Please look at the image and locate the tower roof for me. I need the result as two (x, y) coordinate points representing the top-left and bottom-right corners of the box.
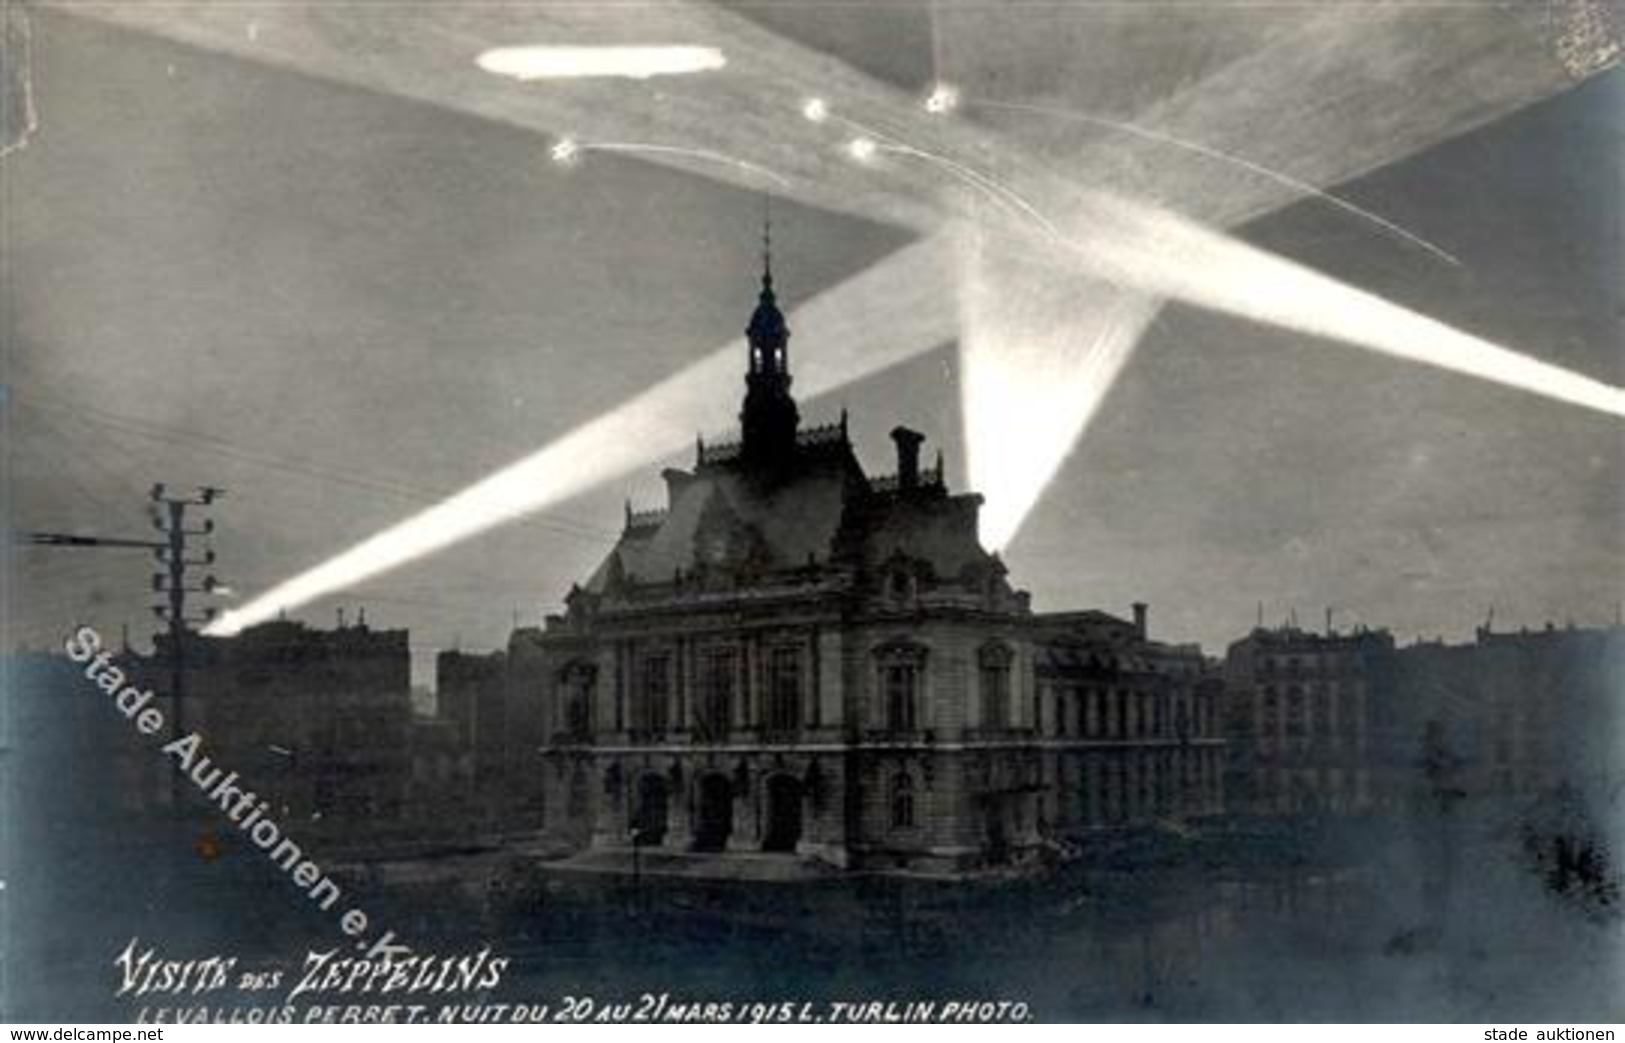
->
(746, 274), (788, 348)
(746, 209), (788, 349)
(740, 204), (798, 469)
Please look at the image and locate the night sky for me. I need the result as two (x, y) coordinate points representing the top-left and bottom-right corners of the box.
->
(6, 7), (1621, 686)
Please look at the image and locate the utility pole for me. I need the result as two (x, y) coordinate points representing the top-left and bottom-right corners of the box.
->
(20, 484), (224, 810)
(148, 484), (224, 743)
(22, 484), (224, 740)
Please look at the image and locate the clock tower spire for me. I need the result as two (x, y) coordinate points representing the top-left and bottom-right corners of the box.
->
(740, 203), (799, 468)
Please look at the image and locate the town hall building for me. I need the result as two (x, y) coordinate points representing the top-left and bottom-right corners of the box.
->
(495, 248), (1224, 873)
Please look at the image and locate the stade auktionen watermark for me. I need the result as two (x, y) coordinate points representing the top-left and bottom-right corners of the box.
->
(63, 625), (407, 961)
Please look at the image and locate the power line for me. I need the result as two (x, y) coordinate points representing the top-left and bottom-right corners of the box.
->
(27, 407), (157, 510)
(14, 484), (225, 808)
(12, 392), (620, 543)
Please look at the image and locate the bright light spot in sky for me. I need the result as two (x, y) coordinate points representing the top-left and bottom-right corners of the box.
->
(956, 227), (1158, 550)
(801, 97), (829, 123)
(847, 136), (878, 162)
(923, 82), (960, 116)
(476, 45), (726, 81)
(549, 137), (580, 165)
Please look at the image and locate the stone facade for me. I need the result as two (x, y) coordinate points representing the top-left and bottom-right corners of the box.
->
(517, 438), (1041, 872)
(486, 257), (1225, 873)
(1221, 626), (1393, 818)
(1382, 623), (1623, 814)
(1034, 610), (1226, 836)
(1222, 620), (1624, 825)
(130, 618), (415, 848)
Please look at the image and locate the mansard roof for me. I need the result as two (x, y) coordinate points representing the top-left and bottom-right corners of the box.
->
(581, 420), (996, 600)
(572, 249), (1006, 609)
(584, 435), (855, 594)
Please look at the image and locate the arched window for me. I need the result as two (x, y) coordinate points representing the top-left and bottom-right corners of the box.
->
(559, 662), (596, 742)
(891, 772), (915, 829)
(637, 655), (671, 736)
(884, 664), (917, 732)
(978, 642), (1014, 729)
(874, 640), (927, 734)
(567, 681), (591, 738)
(696, 648), (735, 741)
(766, 646), (802, 736)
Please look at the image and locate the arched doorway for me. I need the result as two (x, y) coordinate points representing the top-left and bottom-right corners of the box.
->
(762, 774), (803, 853)
(983, 801), (1010, 865)
(693, 774), (733, 852)
(633, 773), (669, 846)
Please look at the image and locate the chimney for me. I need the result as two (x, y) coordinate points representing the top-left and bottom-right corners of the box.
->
(662, 467), (695, 504)
(1132, 602), (1148, 638)
(891, 426), (925, 489)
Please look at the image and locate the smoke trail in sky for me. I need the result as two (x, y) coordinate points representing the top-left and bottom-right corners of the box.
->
(969, 97), (1462, 267)
(558, 139), (792, 187)
(874, 141), (1063, 244)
